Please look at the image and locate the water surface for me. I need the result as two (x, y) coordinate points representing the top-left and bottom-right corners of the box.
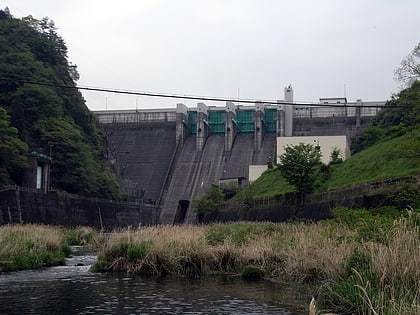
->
(0, 253), (305, 314)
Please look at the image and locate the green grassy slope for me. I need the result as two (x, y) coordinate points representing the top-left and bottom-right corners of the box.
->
(321, 127), (420, 190)
(248, 168), (295, 198)
(250, 128), (420, 197)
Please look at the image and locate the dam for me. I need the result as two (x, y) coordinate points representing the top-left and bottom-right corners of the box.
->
(94, 86), (383, 225)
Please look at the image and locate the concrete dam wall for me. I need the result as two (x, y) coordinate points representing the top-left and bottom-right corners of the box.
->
(102, 121), (177, 204)
(159, 133), (277, 224)
(95, 101), (375, 225)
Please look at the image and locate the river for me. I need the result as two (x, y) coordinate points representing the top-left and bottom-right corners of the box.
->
(0, 248), (306, 314)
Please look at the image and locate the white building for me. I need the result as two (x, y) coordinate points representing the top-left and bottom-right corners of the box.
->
(276, 135), (350, 165)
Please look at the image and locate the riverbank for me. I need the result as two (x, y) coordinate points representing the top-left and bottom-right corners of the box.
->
(93, 207), (419, 315)
(1, 206), (419, 314)
(0, 224), (96, 271)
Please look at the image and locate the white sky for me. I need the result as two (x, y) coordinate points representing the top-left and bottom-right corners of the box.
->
(3, 0), (420, 110)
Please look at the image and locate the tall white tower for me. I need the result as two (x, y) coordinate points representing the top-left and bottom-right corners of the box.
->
(284, 85), (294, 136)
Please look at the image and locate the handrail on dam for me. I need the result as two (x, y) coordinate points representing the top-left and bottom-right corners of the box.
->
(94, 110), (177, 124)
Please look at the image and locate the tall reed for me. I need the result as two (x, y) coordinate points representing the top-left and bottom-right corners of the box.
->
(319, 210), (420, 314)
(0, 224), (68, 271)
(93, 210), (419, 314)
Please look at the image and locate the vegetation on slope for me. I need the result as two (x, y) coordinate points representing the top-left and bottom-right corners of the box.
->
(351, 80), (420, 154)
(242, 168), (294, 199)
(248, 82), (420, 198)
(321, 128), (420, 190)
(0, 9), (118, 198)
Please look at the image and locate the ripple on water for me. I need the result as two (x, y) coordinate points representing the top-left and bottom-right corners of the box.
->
(0, 255), (301, 314)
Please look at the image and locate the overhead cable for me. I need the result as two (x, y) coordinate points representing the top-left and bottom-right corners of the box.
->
(0, 76), (404, 109)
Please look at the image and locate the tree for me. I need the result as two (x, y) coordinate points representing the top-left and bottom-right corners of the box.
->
(0, 11), (118, 198)
(192, 186), (224, 216)
(0, 107), (28, 185)
(277, 143), (322, 194)
(0, 7), (11, 19)
(329, 148), (343, 165)
(351, 81), (420, 154)
(394, 43), (420, 87)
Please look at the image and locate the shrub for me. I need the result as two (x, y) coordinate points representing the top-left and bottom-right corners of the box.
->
(127, 242), (149, 262)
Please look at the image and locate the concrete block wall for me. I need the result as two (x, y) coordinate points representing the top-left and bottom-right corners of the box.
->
(0, 189), (158, 229)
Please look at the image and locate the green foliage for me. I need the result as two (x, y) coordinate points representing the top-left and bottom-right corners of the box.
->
(278, 143), (322, 193)
(0, 226), (70, 271)
(238, 127), (419, 204)
(322, 128), (420, 190)
(394, 43), (420, 87)
(0, 11), (119, 198)
(227, 184), (256, 211)
(330, 206), (409, 244)
(387, 186), (420, 208)
(319, 246), (386, 314)
(351, 82), (420, 154)
(0, 107), (28, 185)
(205, 222), (279, 246)
(344, 248), (372, 276)
(126, 242), (150, 262)
(64, 227), (97, 246)
(246, 168), (295, 199)
(91, 259), (108, 272)
(192, 186), (224, 215)
(329, 148), (343, 165)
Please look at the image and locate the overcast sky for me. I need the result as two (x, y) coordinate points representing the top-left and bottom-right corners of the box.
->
(4, 0), (420, 110)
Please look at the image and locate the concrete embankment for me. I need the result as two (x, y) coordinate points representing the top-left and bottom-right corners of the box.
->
(0, 188), (158, 229)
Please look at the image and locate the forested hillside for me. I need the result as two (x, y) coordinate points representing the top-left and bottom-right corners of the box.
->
(351, 81), (420, 154)
(0, 9), (119, 198)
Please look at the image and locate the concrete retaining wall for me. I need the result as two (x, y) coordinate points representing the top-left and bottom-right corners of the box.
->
(0, 188), (158, 229)
(197, 193), (396, 223)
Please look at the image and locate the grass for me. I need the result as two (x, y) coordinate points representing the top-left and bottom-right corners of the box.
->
(319, 208), (420, 314)
(247, 128), (420, 198)
(239, 167), (295, 199)
(321, 128), (420, 190)
(93, 207), (419, 314)
(0, 224), (68, 271)
(1, 207), (418, 314)
(0, 225), (98, 271)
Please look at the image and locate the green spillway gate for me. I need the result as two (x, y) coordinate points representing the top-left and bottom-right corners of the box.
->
(264, 109), (277, 133)
(236, 109), (254, 133)
(187, 111), (197, 134)
(187, 108), (276, 135)
(207, 111), (225, 134)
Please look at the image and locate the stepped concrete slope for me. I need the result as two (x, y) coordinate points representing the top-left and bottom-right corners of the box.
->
(160, 135), (226, 224)
(102, 122), (176, 203)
